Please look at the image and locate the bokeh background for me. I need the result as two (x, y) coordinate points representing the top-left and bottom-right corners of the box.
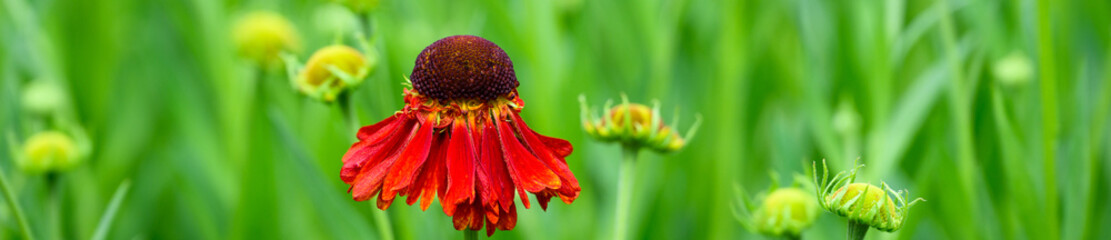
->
(2, 0), (1109, 239)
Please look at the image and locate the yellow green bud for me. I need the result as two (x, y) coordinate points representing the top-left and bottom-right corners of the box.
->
(20, 131), (79, 173)
(813, 160), (924, 233)
(579, 94), (700, 153)
(232, 11), (300, 67)
(992, 51), (1033, 86)
(295, 45), (370, 102)
(753, 188), (818, 237)
(22, 81), (66, 115)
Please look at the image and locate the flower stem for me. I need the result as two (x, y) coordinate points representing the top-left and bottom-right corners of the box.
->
(847, 220), (869, 240)
(614, 144), (639, 240)
(464, 229), (478, 240)
(337, 93), (394, 240)
(0, 168), (34, 240)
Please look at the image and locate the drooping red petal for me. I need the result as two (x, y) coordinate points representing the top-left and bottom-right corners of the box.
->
(511, 112), (581, 204)
(484, 202), (517, 236)
(356, 115), (399, 140)
(380, 118), (436, 205)
(530, 129), (573, 158)
(496, 116), (561, 194)
(496, 203), (517, 231)
(342, 115), (405, 183)
(452, 191), (485, 231)
(442, 120), (477, 215)
(535, 190), (556, 211)
(349, 118), (419, 201)
(406, 133), (449, 211)
(478, 120), (515, 213)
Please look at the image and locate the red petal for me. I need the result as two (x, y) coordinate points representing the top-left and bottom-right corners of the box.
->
(496, 203), (517, 231)
(478, 121), (515, 213)
(532, 129), (573, 158)
(511, 113), (581, 203)
(342, 115), (405, 183)
(349, 118), (419, 202)
(517, 187), (531, 209)
(452, 198), (485, 231)
(536, 190), (555, 211)
(380, 119), (436, 202)
(496, 117), (561, 193)
(443, 120), (477, 215)
(406, 133), (449, 211)
(356, 115), (399, 140)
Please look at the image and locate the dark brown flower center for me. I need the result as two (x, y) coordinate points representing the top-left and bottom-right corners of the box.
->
(410, 35), (519, 101)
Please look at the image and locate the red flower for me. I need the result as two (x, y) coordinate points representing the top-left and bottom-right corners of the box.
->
(340, 35), (581, 236)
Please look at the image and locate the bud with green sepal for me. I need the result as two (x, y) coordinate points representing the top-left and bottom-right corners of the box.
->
(734, 172), (819, 239)
(578, 93), (700, 153)
(812, 159), (924, 240)
(282, 32), (378, 103)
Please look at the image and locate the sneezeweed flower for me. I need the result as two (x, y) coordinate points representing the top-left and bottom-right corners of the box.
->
(578, 95), (701, 153)
(232, 11), (300, 67)
(813, 160), (924, 240)
(733, 174), (819, 239)
(340, 35), (581, 237)
(15, 131), (79, 174)
(286, 44), (374, 102)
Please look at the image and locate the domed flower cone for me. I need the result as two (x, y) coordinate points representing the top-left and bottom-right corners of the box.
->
(340, 35), (581, 237)
(812, 160), (925, 240)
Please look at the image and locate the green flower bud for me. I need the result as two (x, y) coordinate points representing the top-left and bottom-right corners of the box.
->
(992, 51), (1032, 86)
(19, 131), (79, 173)
(754, 188), (818, 237)
(232, 11), (300, 67)
(579, 94), (700, 153)
(733, 173), (819, 239)
(22, 80), (66, 115)
(293, 45), (372, 102)
(813, 160), (924, 233)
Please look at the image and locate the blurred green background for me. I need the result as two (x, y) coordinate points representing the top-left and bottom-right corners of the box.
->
(2, 0), (1109, 239)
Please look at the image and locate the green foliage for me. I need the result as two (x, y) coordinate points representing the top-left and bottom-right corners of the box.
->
(1, 0), (1108, 239)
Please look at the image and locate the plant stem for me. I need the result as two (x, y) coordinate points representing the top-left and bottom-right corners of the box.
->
(48, 174), (61, 240)
(784, 233), (802, 240)
(0, 168), (33, 240)
(1035, 0), (1059, 238)
(464, 229), (478, 240)
(614, 144), (639, 240)
(847, 220), (869, 240)
(338, 92), (360, 132)
(338, 93), (393, 240)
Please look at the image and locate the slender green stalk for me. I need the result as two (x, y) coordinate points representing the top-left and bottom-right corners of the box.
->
(614, 144), (638, 240)
(0, 168), (33, 240)
(847, 220), (869, 240)
(783, 233), (802, 240)
(1035, 0), (1059, 238)
(464, 229), (478, 240)
(92, 180), (131, 240)
(48, 174), (61, 240)
(338, 94), (393, 240)
(937, 0), (980, 238)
